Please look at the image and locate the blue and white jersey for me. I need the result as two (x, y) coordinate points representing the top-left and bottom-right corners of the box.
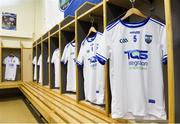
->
(3, 56), (20, 81)
(37, 54), (42, 84)
(32, 56), (37, 80)
(77, 32), (105, 105)
(51, 49), (60, 88)
(96, 18), (167, 119)
(61, 41), (76, 92)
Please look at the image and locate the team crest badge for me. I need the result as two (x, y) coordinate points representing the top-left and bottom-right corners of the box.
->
(59, 0), (73, 11)
(145, 35), (152, 44)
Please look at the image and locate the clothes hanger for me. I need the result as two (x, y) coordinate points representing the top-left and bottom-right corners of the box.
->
(71, 37), (75, 43)
(86, 17), (97, 38)
(9, 52), (14, 57)
(121, 0), (147, 20)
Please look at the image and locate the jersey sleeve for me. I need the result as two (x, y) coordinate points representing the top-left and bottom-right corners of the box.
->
(37, 55), (41, 66)
(47, 57), (50, 63)
(77, 42), (85, 66)
(3, 57), (8, 65)
(160, 26), (167, 64)
(61, 44), (69, 64)
(16, 57), (20, 65)
(51, 50), (56, 64)
(96, 31), (110, 65)
(32, 56), (36, 64)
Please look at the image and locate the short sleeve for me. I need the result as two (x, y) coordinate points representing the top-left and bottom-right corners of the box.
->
(77, 41), (85, 66)
(160, 26), (167, 64)
(32, 56), (36, 64)
(47, 57), (50, 63)
(51, 50), (56, 63)
(37, 55), (41, 66)
(61, 44), (69, 64)
(16, 57), (20, 65)
(96, 31), (110, 65)
(3, 57), (8, 64)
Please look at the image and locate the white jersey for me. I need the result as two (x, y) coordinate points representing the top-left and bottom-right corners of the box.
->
(32, 56), (37, 80)
(77, 32), (105, 104)
(37, 54), (42, 84)
(3, 56), (20, 81)
(51, 48), (60, 88)
(96, 18), (167, 119)
(61, 42), (76, 92)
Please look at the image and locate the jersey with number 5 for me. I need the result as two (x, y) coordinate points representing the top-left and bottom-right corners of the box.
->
(96, 18), (167, 119)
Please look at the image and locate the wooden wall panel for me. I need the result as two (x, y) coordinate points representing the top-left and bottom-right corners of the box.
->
(22, 49), (32, 82)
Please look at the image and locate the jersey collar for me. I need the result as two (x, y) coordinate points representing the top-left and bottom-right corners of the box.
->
(86, 32), (97, 42)
(119, 17), (150, 28)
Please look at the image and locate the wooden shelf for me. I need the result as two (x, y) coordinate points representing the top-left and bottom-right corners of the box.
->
(50, 25), (59, 35)
(76, 2), (96, 17)
(61, 20), (75, 32)
(37, 38), (41, 44)
(107, 0), (151, 9)
(42, 38), (48, 43)
(61, 16), (75, 28)
(50, 31), (59, 38)
(42, 32), (48, 40)
(77, 2), (103, 21)
(33, 41), (36, 47)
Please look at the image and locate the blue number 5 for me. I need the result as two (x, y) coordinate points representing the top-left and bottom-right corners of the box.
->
(133, 35), (137, 42)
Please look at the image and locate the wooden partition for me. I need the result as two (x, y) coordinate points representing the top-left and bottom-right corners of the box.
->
(0, 43), (1, 83)
(37, 43), (41, 84)
(32, 42), (37, 82)
(60, 16), (76, 100)
(42, 40), (49, 86)
(49, 32), (60, 89)
(76, 2), (106, 114)
(1, 48), (22, 82)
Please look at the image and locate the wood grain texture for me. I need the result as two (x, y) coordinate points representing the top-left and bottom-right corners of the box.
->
(164, 0), (175, 123)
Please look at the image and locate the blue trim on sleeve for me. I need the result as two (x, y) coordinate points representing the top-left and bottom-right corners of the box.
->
(96, 53), (108, 61)
(61, 60), (66, 65)
(150, 18), (165, 27)
(163, 54), (167, 58)
(106, 20), (119, 31)
(97, 32), (103, 35)
(96, 55), (106, 65)
(162, 57), (167, 65)
(77, 61), (83, 66)
(106, 20), (120, 31)
(77, 61), (83, 68)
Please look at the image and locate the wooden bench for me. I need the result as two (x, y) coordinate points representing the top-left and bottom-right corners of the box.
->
(0, 82), (168, 123)
(20, 82), (129, 123)
(0, 82), (21, 89)
(0, 82), (129, 123)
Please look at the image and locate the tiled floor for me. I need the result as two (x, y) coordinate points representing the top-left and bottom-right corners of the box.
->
(0, 97), (37, 123)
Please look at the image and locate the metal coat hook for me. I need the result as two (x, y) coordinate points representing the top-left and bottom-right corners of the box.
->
(130, 0), (135, 8)
(89, 14), (94, 26)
